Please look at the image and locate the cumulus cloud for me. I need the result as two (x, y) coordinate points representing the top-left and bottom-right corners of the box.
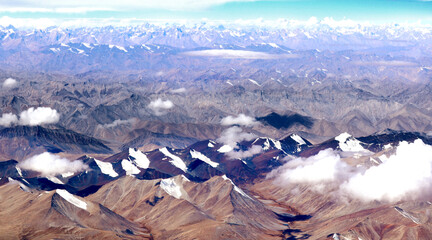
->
(270, 149), (350, 184)
(18, 152), (88, 176)
(226, 145), (263, 159)
(2, 78), (18, 88)
(217, 126), (256, 148)
(0, 113), (19, 127)
(148, 98), (174, 116)
(217, 126), (262, 159)
(99, 118), (136, 128)
(269, 139), (432, 202)
(183, 49), (298, 60)
(0, 107), (60, 127)
(221, 114), (258, 127)
(19, 107), (60, 126)
(342, 139), (432, 202)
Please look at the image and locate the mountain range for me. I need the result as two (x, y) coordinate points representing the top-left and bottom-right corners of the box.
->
(1, 130), (432, 239)
(1, 21), (432, 239)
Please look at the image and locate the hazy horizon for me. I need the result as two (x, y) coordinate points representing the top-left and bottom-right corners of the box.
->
(0, 0), (431, 28)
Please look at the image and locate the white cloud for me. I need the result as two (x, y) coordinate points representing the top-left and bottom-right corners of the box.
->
(18, 152), (88, 176)
(342, 139), (432, 202)
(99, 118), (135, 128)
(170, 88), (187, 93)
(0, 113), (18, 127)
(221, 114), (257, 127)
(217, 126), (263, 159)
(217, 126), (256, 148)
(19, 107), (60, 126)
(183, 49), (297, 60)
(2, 78), (18, 88)
(226, 145), (263, 159)
(0, 0), (256, 12)
(269, 139), (432, 202)
(0, 107), (59, 127)
(269, 149), (350, 184)
(148, 98), (174, 116)
(218, 115), (262, 159)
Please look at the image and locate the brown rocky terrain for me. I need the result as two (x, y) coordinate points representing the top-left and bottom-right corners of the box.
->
(1, 23), (432, 240)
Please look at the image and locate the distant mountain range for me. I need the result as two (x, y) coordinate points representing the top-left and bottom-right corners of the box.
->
(0, 23), (431, 146)
(1, 22), (431, 49)
(1, 22), (432, 239)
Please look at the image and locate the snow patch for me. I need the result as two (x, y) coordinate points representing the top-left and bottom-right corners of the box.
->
(62, 172), (74, 178)
(268, 43), (279, 48)
(291, 134), (306, 145)
(263, 138), (271, 150)
(394, 207), (420, 224)
(50, 47), (60, 53)
(121, 159), (140, 175)
(160, 147), (187, 172)
(218, 145), (233, 153)
(182, 175), (190, 182)
(56, 189), (87, 210)
(129, 148), (150, 169)
(335, 132), (368, 153)
(47, 176), (63, 184)
(16, 167), (23, 177)
(109, 44), (127, 52)
(270, 139), (282, 150)
(248, 78), (261, 86)
(95, 159), (118, 177)
(190, 149), (219, 168)
(82, 43), (92, 48)
(222, 175), (252, 199)
(160, 178), (183, 199)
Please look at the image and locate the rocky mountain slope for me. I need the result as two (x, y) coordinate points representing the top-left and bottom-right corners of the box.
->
(1, 130), (432, 239)
(0, 23), (431, 148)
(1, 21), (432, 239)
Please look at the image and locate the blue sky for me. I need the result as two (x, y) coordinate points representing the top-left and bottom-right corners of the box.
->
(0, 0), (431, 24)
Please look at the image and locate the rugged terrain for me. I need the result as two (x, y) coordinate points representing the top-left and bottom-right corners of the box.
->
(0, 23), (432, 155)
(1, 22), (432, 239)
(2, 130), (432, 239)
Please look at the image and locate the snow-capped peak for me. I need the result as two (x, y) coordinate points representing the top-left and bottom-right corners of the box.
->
(190, 149), (219, 168)
(129, 148), (150, 169)
(121, 159), (140, 176)
(160, 147), (187, 172)
(222, 175), (252, 200)
(290, 134), (306, 145)
(56, 189), (88, 210)
(95, 159), (118, 177)
(335, 132), (369, 153)
(160, 178), (183, 199)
